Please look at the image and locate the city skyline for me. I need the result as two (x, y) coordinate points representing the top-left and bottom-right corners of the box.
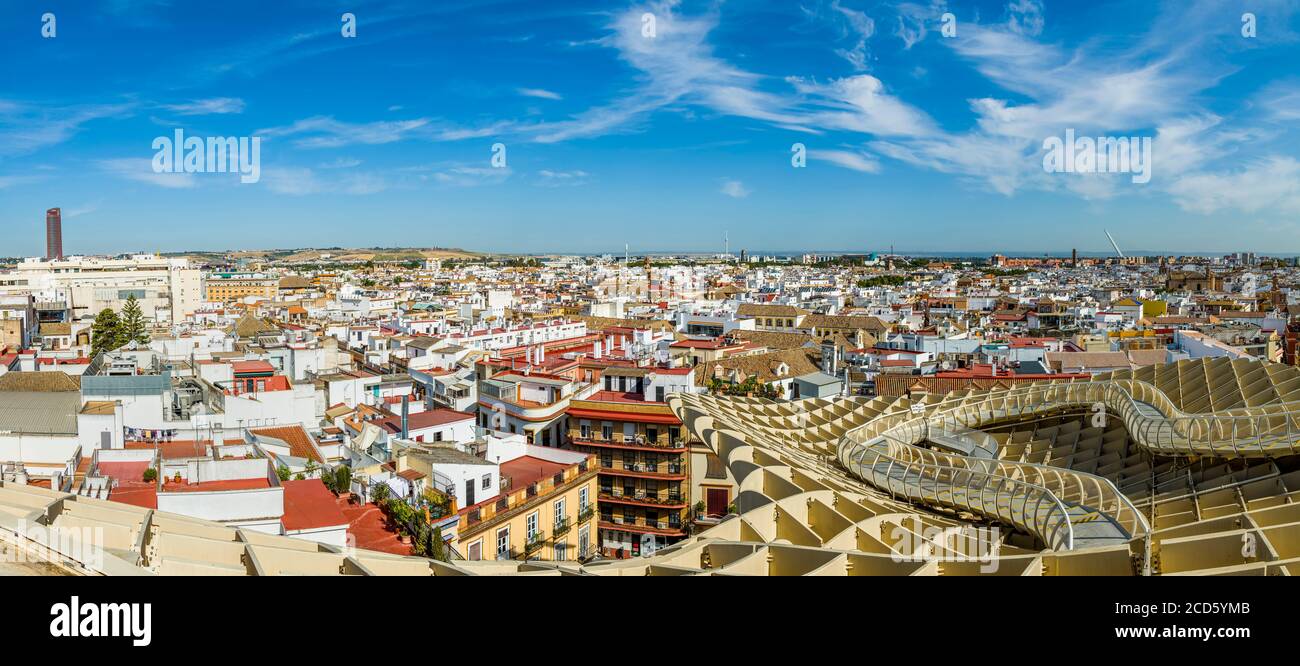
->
(2, 0), (1300, 256)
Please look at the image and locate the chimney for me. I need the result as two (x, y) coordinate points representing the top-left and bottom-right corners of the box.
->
(401, 395), (410, 439)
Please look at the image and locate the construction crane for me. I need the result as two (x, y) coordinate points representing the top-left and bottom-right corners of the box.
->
(1104, 229), (1125, 258)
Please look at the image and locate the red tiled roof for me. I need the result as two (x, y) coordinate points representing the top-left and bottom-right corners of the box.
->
(249, 425), (322, 463)
(232, 360), (275, 375)
(376, 408), (474, 433)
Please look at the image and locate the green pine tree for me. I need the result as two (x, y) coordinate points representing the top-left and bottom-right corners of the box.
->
(89, 308), (124, 358)
(120, 294), (150, 346)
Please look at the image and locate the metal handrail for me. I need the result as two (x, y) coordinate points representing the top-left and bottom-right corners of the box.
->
(835, 386), (1157, 544)
(848, 430), (1075, 551)
(900, 377), (1300, 459)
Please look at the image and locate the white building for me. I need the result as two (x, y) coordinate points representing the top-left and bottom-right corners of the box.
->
(0, 254), (203, 325)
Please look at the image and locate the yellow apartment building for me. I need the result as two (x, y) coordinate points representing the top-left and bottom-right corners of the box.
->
(206, 273), (279, 302)
(453, 448), (599, 562)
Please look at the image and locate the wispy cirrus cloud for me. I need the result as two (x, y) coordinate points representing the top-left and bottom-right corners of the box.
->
(810, 148), (880, 173)
(432, 165), (512, 187)
(160, 97), (246, 115)
(262, 166), (391, 196)
(257, 115), (516, 148)
(536, 169), (590, 186)
(98, 157), (196, 189)
(0, 100), (136, 157)
(518, 88), (563, 100)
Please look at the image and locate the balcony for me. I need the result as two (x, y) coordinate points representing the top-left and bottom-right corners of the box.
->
(597, 490), (689, 509)
(599, 515), (687, 536)
(554, 516), (572, 537)
(524, 531), (547, 554)
(455, 452), (599, 539)
(569, 432), (689, 452)
(597, 459), (688, 480)
(578, 504), (595, 523)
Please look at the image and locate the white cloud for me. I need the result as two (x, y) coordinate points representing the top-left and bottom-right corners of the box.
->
(830, 0), (875, 71)
(1168, 157), (1300, 215)
(161, 98), (246, 115)
(810, 149), (880, 172)
(720, 179), (750, 198)
(0, 101), (135, 156)
(432, 166), (512, 187)
(537, 169), (590, 186)
(793, 75), (937, 137)
(893, 1), (945, 49)
(263, 166), (390, 195)
(1005, 0), (1045, 37)
(319, 157), (362, 169)
(257, 115), (515, 148)
(518, 88), (563, 100)
(257, 116), (434, 148)
(98, 158), (196, 189)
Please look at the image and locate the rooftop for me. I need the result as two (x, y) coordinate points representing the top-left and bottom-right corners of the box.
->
(281, 479), (350, 531)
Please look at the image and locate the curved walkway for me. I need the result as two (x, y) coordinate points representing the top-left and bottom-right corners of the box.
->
(834, 376), (1300, 551)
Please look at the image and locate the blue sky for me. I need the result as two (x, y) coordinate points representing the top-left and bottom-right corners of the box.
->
(1, 0), (1299, 256)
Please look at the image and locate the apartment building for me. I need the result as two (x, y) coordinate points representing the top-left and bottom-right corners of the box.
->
(476, 368), (595, 446)
(736, 303), (808, 332)
(453, 437), (599, 561)
(447, 318), (587, 352)
(0, 254), (202, 324)
(205, 272), (279, 302)
(566, 366), (694, 557)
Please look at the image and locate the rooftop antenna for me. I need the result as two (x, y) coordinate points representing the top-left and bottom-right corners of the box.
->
(724, 231), (729, 260)
(1104, 229), (1126, 259)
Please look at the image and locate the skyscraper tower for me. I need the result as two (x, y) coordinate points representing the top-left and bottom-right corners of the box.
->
(45, 207), (63, 260)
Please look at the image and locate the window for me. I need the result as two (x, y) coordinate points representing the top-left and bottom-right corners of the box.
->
(579, 525), (590, 557)
(579, 486), (589, 511)
(656, 386), (665, 402)
(580, 421), (591, 439)
(554, 498), (566, 525)
(481, 473), (491, 490)
(601, 423), (613, 440)
(467, 540), (482, 561)
(554, 542), (567, 561)
(496, 527), (510, 557)
(526, 512), (539, 540)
